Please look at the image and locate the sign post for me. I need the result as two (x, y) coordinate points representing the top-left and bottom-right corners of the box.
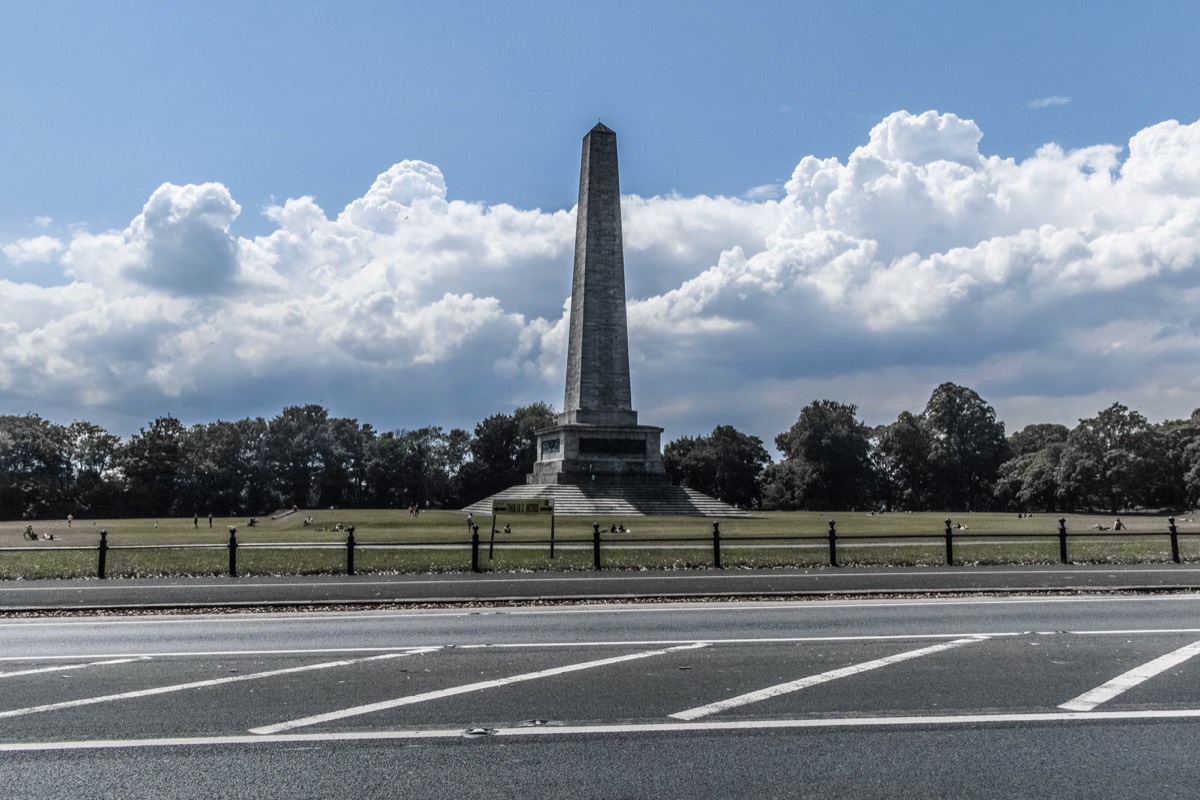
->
(490, 498), (556, 560)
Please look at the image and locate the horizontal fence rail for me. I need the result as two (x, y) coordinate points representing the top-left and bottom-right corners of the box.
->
(2, 518), (1197, 579)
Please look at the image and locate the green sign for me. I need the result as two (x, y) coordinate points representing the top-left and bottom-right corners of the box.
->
(492, 498), (555, 515)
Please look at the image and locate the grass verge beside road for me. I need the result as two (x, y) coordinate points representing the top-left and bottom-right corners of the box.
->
(1, 509), (1197, 580)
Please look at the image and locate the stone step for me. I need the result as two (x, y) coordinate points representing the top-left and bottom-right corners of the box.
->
(461, 485), (750, 518)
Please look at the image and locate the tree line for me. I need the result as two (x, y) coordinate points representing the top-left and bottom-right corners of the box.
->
(0, 402), (556, 520)
(3, 382), (1199, 519)
(668, 382), (1200, 513)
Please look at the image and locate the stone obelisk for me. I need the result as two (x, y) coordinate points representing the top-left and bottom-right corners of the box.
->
(529, 123), (667, 486)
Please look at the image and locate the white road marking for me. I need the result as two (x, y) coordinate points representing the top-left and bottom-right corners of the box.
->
(8, 707), (1200, 752)
(0, 657), (147, 678)
(0, 647), (442, 662)
(1059, 639), (1200, 711)
(671, 637), (983, 721)
(3, 592), (1199, 629)
(249, 642), (710, 735)
(5, 627), (1199, 663)
(0, 648), (439, 720)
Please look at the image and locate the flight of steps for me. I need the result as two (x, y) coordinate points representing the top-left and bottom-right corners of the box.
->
(461, 485), (750, 518)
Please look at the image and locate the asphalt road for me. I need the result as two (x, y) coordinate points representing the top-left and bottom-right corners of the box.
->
(1, 563), (1200, 611)
(3, 595), (1200, 798)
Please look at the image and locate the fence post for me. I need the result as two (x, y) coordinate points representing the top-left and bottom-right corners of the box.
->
(228, 526), (238, 577)
(1169, 516), (1181, 564)
(712, 521), (722, 569)
(828, 519), (838, 567)
(944, 518), (954, 566)
(471, 526), (480, 572)
(98, 529), (108, 580)
(1058, 517), (1068, 564)
(346, 526), (356, 576)
(593, 522), (602, 570)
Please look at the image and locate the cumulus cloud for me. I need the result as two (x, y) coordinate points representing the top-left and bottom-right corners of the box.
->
(4, 110), (1200, 444)
(3, 235), (64, 264)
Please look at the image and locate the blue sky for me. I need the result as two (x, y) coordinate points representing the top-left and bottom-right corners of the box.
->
(4, 0), (1200, 445)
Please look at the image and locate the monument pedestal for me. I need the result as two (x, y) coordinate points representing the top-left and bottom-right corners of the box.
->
(529, 421), (667, 487)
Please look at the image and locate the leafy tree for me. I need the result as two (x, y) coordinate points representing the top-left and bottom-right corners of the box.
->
(994, 443), (1065, 511)
(365, 426), (471, 509)
(922, 383), (1008, 511)
(318, 417), (371, 508)
(64, 421), (121, 516)
(665, 425), (770, 509)
(0, 414), (71, 519)
(1056, 403), (1164, 513)
(872, 411), (933, 510)
(993, 423), (1071, 511)
(264, 405), (330, 508)
(1007, 424), (1070, 458)
(118, 416), (186, 516)
(177, 418), (270, 516)
(513, 402), (557, 473)
(762, 400), (872, 510)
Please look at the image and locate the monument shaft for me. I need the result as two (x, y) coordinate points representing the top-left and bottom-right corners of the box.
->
(529, 122), (666, 486)
(563, 123), (633, 424)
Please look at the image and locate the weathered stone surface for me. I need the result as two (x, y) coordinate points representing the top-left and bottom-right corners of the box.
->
(465, 123), (739, 515)
(562, 122), (635, 426)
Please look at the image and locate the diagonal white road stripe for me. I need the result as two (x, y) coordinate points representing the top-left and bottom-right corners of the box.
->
(0, 648), (439, 720)
(249, 642), (710, 735)
(1059, 639), (1200, 711)
(670, 637), (984, 721)
(0, 657), (148, 678)
(10, 707), (1200, 752)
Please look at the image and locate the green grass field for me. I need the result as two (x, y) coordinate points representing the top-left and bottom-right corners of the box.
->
(1, 508), (1197, 580)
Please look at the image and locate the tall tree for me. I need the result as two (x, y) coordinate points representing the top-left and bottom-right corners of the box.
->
(872, 411), (933, 510)
(65, 420), (121, 517)
(665, 425), (770, 509)
(922, 383), (1009, 511)
(1056, 403), (1164, 513)
(762, 400), (873, 510)
(0, 414), (71, 519)
(265, 405), (330, 508)
(118, 416), (186, 516)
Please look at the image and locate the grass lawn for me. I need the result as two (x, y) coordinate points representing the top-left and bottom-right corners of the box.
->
(1, 508), (1197, 580)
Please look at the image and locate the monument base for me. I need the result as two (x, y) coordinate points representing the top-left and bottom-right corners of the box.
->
(528, 422), (669, 487)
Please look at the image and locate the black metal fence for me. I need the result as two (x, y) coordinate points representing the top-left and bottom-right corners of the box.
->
(2, 517), (1197, 579)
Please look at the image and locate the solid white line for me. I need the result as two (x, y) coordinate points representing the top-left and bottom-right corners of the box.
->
(8, 627), (1200, 664)
(249, 642), (709, 735)
(0, 657), (146, 678)
(0, 648), (438, 720)
(8, 707), (1200, 752)
(671, 637), (983, 721)
(1059, 639), (1200, 711)
(0, 647), (440, 662)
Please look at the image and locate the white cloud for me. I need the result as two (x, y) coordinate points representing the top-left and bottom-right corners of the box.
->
(3, 235), (64, 264)
(5, 110), (1200, 445)
(1030, 96), (1072, 109)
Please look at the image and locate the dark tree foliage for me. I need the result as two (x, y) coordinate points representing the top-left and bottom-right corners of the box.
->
(0, 414), (71, 519)
(664, 425), (771, 509)
(762, 401), (872, 511)
(1055, 403), (1165, 513)
(457, 403), (556, 505)
(873, 411), (934, 510)
(9, 392), (1200, 521)
(922, 383), (1009, 511)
